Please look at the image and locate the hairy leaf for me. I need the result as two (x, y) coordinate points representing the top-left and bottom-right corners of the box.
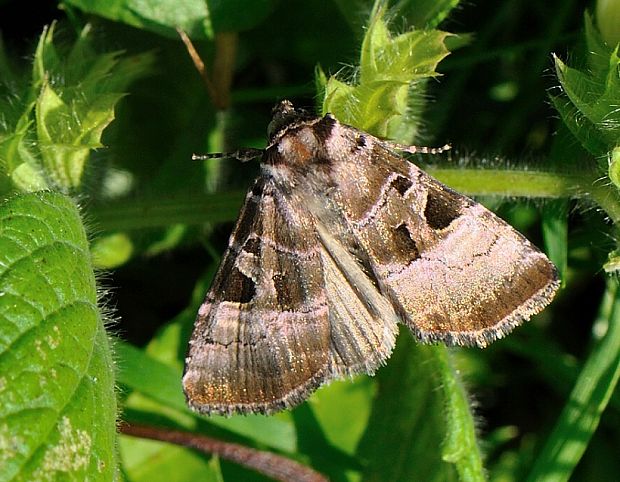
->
(0, 191), (116, 481)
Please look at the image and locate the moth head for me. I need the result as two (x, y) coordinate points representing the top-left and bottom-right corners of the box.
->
(267, 100), (317, 143)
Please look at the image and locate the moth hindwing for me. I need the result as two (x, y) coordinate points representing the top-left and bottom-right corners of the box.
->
(183, 100), (559, 415)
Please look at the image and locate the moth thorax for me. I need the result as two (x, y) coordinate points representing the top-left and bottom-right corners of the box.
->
(276, 127), (320, 166)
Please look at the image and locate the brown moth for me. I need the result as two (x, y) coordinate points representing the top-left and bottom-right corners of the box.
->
(183, 100), (559, 415)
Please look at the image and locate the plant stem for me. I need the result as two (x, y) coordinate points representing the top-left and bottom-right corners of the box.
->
(120, 422), (328, 482)
(89, 190), (245, 232)
(88, 166), (620, 232)
(425, 167), (583, 198)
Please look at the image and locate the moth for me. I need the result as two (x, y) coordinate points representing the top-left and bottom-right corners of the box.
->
(183, 100), (559, 415)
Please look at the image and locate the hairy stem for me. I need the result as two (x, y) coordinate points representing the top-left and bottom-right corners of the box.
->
(89, 166), (620, 231)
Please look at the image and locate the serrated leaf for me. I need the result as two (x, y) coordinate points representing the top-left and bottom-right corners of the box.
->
(35, 82), (93, 188)
(585, 12), (611, 76)
(554, 55), (604, 114)
(32, 24), (61, 88)
(549, 94), (610, 156)
(0, 191), (116, 481)
(322, 4), (451, 142)
(0, 24), (153, 193)
(552, 36), (620, 157)
(63, 0), (278, 39)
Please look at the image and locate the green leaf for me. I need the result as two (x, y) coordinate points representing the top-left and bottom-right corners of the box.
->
(90, 233), (134, 269)
(584, 12), (611, 76)
(63, 0), (278, 39)
(552, 28), (620, 158)
(527, 280), (620, 482)
(120, 435), (222, 482)
(333, 0), (461, 34)
(321, 2), (451, 143)
(309, 377), (374, 455)
(549, 93), (609, 157)
(35, 82), (103, 189)
(0, 39), (43, 193)
(357, 331), (483, 482)
(116, 339), (297, 454)
(390, 0), (462, 29)
(0, 191), (116, 481)
(542, 199), (568, 285)
(0, 23), (154, 193)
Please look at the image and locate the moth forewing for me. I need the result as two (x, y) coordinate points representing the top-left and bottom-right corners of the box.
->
(183, 100), (559, 415)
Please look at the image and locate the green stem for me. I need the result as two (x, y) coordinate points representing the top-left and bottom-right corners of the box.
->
(425, 167), (583, 198)
(89, 190), (245, 232)
(88, 166), (620, 232)
(433, 346), (485, 481)
(428, 166), (620, 225)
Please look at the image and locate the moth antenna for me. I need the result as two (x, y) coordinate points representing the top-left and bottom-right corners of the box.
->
(391, 142), (452, 155)
(192, 148), (264, 163)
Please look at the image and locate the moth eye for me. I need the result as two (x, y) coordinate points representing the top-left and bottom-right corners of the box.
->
(223, 267), (256, 304)
(393, 223), (420, 261)
(424, 187), (463, 230)
(355, 135), (367, 148)
(390, 176), (413, 196)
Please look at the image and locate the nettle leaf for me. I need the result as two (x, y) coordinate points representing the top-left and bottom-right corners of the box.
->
(0, 191), (116, 481)
(0, 23), (153, 193)
(0, 40), (43, 193)
(35, 82), (123, 189)
(584, 12), (611, 77)
(63, 0), (278, 39)
(552, 19), (620, 159)
(549, 93), (610, 157)
(321, 2), (451, 143)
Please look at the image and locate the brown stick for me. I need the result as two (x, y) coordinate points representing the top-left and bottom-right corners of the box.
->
(120, 421), (329, 482)
(177, 29), (237, 110)
(212, 32), (238, 109)
(177, 28), (218, 105)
